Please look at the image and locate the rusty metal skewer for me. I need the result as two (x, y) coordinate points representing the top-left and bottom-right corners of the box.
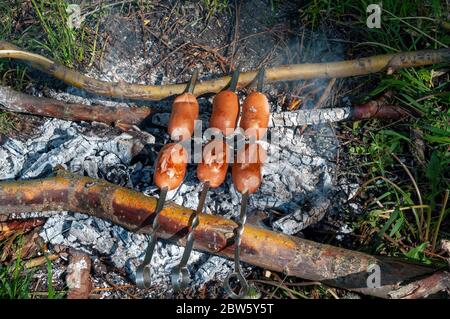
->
(138, 69), (198, 289)
(229, 68), (240, 92)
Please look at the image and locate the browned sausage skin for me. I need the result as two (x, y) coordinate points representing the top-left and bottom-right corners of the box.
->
(153, 143), (188, 190)
(209, 90), (239, 136)
(239, 91), (270, 140)
(232, 143), (266, 194)
(168, 92), (199, 141)
(197, 140), (230, 188)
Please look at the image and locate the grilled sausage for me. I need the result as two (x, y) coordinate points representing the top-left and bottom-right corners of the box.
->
(232, 143), (266, 194)
(209, 90), (239, 136)
(168, 93), (199, 141)
(154, 143), (188, 190)
(197, 140), (230, 188)
(239, 91), (270, 140)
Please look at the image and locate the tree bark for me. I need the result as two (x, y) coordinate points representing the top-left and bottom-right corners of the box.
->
(1, 85), (408, 127)
(0, 86), (151, 126)
(0, 171), (446, 298)
(1, 41), (449, 101)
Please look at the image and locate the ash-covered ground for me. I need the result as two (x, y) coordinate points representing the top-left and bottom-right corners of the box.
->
(0, 1), (360, 298)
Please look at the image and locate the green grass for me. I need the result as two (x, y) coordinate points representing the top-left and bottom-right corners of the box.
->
(202, 0), (230, 21)
(0, 111), (17, 134)
(299, 0), (450, 262)
(0, 236), (64, 299)
(0, 237), (32, 299)
(29, 0), (87, 67)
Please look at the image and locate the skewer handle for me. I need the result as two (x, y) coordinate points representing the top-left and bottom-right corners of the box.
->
(224, 191), (260, 299)
(136, 187), (168, 288)
(170, 182), (210, 291)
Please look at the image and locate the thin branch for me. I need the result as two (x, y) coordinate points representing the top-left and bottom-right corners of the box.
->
(1, 41), (449, 100)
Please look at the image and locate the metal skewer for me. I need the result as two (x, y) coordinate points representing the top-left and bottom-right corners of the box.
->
(229, 68), (240, 92)
(224, 68), (265, 299)
(185, 69), (199, 94)
(224, 190), (255, 299)
(256, 68), (265, 93)
(136, 186), (168, 288)
(136, 69), (199, 289)
(170, 181), (210, 291)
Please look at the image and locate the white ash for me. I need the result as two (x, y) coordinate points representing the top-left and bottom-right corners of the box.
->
(0, 119), (148, 180)
(0, 9), (356, 296)
(0, 109), (341, 295)
(335, 224), (353, 241)
(269, 107), (353, 127)
(66, 259), (89, 290)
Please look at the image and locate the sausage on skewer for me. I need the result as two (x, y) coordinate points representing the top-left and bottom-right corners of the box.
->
(168, 70), (199, 141)
(136, 142), (188, 288)
(209, 69), (240, 137)
(170, 139), (230, 290)
(225, 143), (266, 299)
(239, 69), (270, 140)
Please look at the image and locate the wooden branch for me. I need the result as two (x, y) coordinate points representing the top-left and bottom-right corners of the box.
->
(351, 91), (410, 120)
(1, 41), (449, 100)
(66, 250), (93, 299)
(387, 271), (449, 299)
(1, 85), (408, 127)
(0, 86), (151, 126)
(24, 254), (60, 269)
(0, 218), (45, 241)
(0, 171), (446, 298)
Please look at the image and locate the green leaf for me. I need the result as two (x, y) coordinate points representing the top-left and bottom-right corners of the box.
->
(404, 242), (431, 263)
(389, 215), (404, 237)
(426, 151), (443, 193)
(378, 208), (400, 239)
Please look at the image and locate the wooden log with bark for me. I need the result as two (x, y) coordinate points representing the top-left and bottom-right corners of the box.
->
(0, 218), (45, 241)
(0, 170), (448, 298)
(1, 41), (449, 100)
(0, 85), (409, 127)
(0, 86), (151, 126)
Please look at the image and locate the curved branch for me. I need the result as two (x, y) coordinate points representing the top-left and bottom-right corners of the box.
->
(0, 171), (443, 298)
(1, 41), (449, 101)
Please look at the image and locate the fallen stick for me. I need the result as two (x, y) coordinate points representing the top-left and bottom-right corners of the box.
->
(0, 171), (447, 298)
(1, 41), (449, 100)
(0, 85), (409, 127)
(23, 254), (60, 269)
(0, 218), (45, 241)
(66, 250), (93, 299)
(0, 86), (152, 126)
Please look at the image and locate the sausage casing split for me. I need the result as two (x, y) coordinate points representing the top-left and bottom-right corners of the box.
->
(232, 143), (266, 194)
(168, 93), (199, 141)
(209, 90), (239, 136)
(239, 92), (270, 140)
(197, 140), (230, 188)
(154, 143), (188, 190)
